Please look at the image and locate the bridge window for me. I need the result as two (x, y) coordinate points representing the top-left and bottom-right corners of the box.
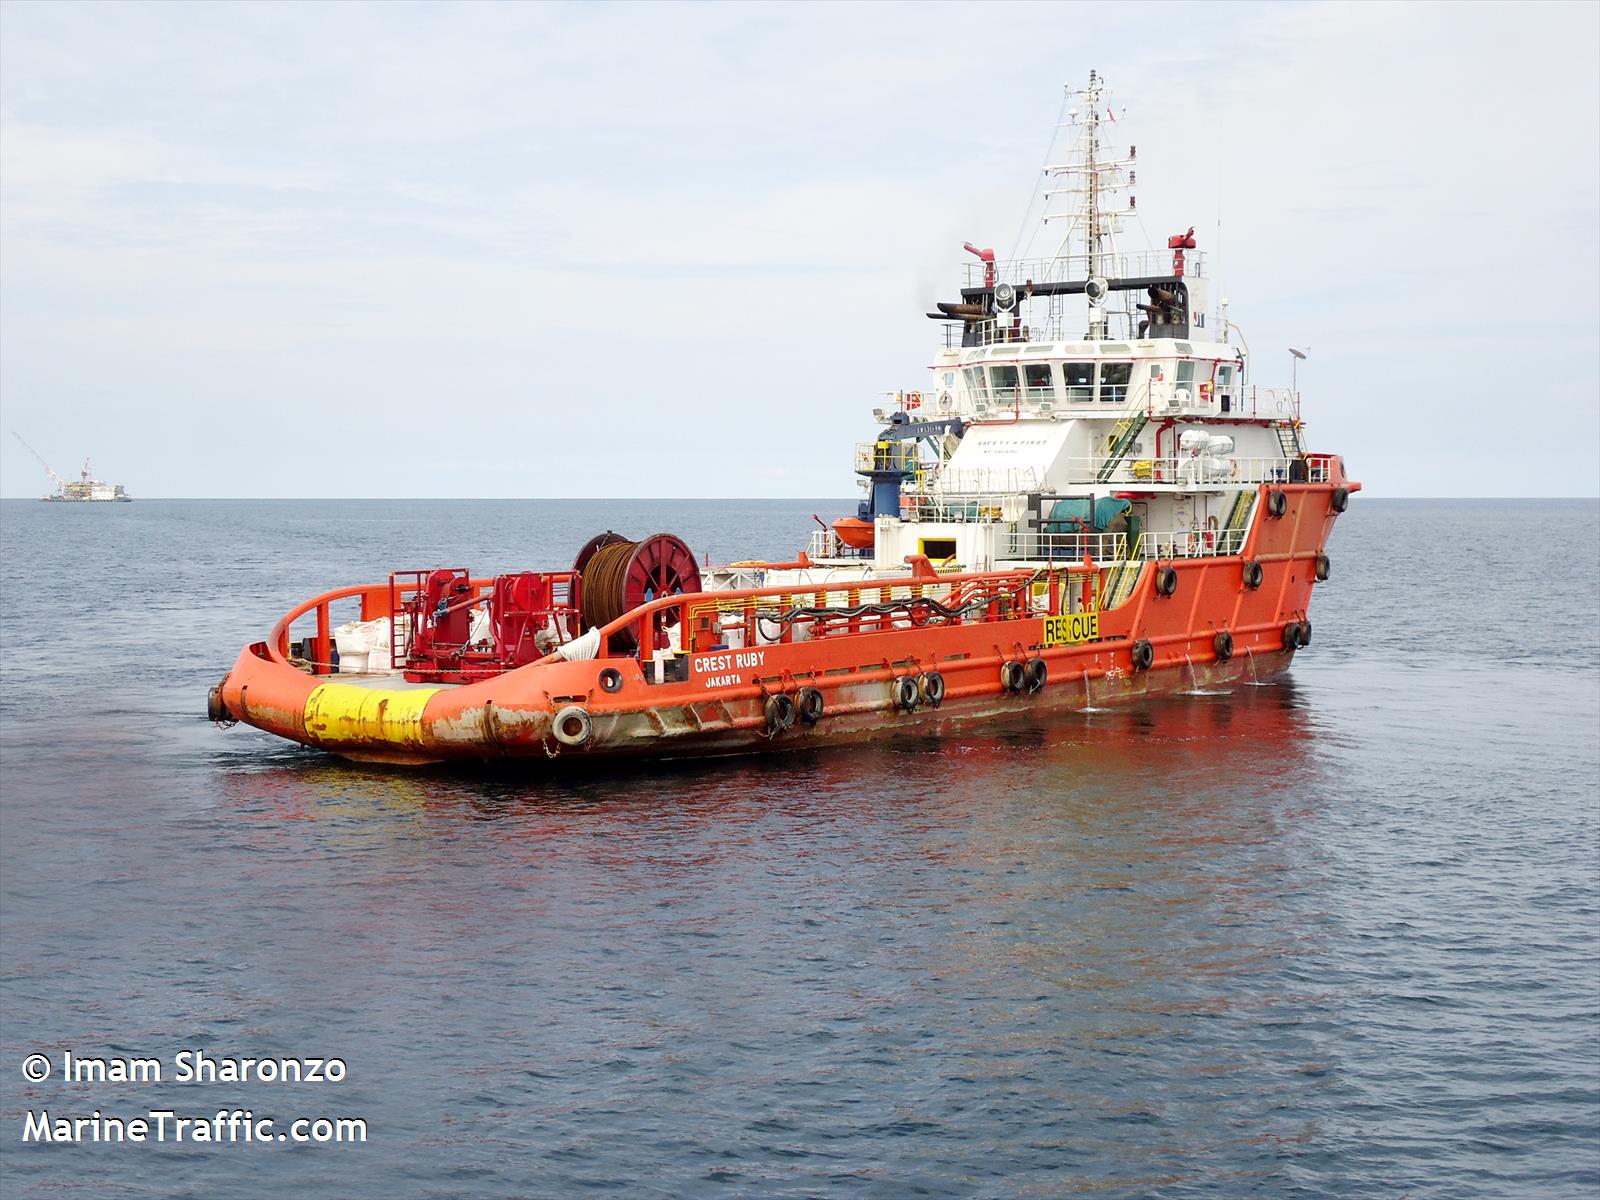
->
(988, 364), (1020, 402)
(963, 366), (987, 399)
(1023, 363), (1054, 402)
(1099, 361), (1132, 404)
(1063, 361), (1095, 403)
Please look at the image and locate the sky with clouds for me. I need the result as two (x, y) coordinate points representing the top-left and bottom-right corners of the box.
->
(1, 0), (1596, 498)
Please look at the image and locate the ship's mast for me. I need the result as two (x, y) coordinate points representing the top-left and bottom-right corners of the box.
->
(1085, 71), (1103, 280)
(1041, 70), (1137, 339)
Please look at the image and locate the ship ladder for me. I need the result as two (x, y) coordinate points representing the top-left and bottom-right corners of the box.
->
(1096, 410), (1151, 483)
(1220, 489), (1256, 556)
(1099, 538), (1146, 610)
(1274, 420), (1303, 461)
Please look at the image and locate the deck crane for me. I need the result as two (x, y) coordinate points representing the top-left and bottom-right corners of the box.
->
(11, 431), (66, 491)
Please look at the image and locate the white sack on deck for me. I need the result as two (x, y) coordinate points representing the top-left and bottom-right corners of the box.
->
(545, 627), (600, 663)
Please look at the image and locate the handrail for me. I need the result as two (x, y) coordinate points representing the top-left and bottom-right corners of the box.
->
(266, 556), (1133, 680)
(268, 577), (494, 670)
(590, 565), (1049, 659)
(591, 565), (1035, 635)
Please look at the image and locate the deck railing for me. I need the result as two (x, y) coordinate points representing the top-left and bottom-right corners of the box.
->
(1055, 455), (1328, 487)
(1002, 526), (1249, 562)
(594, 564), (1102, 663)
(899, 491), (1030, 523)
(961, 250), (1207, 290)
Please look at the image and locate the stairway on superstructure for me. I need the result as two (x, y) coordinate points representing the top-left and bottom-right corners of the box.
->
(1274, 420), (1303, 461)
(1096, 410), (1150, 483)
(1220, 489), (1256, 555)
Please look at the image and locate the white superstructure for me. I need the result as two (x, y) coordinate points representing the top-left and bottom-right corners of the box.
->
(716, 73), (1324, 595)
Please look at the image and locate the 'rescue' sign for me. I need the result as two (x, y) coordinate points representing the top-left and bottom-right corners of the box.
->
(690, 649), (766, 689)
(1043, 611), (1099, 646)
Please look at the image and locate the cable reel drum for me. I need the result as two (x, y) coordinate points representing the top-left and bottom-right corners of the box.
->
(575, 532), (702, 652)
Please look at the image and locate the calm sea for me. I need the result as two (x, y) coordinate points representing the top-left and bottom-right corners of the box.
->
(1, 498), (1596, 1199)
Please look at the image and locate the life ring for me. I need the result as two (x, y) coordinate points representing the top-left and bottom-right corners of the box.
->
(1267, 489), (1287, 518)
(598, 666), (624, 693)
(894, 675), (920, 712)
(765, 692), (797, 732)
(1315, 553), (1331, 581)
(1130, 639), (1155, 671)
(797, 687), (825, 724)
(552, 705), (593, 747)
(1330, 487), (1350, 513)
(1000, 660), (1026, 693)
(1024, 657), (1048, 693)
(1243, 560), (1264, 590)
(1155, 566), (1178, 597)
(938, 391), (953, 412)
(1282, 621), (1303, 650)
(919, 671), (946, 707)
(1213, 630), (1234, 661)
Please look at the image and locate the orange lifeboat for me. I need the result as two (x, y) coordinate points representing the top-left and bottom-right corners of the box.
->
(830, 516), (875, 549)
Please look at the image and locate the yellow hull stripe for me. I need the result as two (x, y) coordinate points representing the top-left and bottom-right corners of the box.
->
(303, 684), (440, 749)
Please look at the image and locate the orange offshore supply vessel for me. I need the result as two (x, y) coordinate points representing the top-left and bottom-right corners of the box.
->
(210, 73), (1357, 767)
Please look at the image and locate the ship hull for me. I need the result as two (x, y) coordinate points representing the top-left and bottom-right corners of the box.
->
(213, 477), (1351, 768)
(218, 636), (1296, 767)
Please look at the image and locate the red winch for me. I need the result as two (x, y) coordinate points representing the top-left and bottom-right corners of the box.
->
(392, 567), (583, 684)
(391, 531), (700, 684)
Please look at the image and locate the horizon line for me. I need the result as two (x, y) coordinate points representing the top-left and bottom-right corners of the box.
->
(3, 494), (1600, 503)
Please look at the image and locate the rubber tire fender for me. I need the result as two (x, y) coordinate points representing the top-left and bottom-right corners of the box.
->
(1155, 566), (1178, 597)
(1213, 630), (1234, 661)
(894, 675), (920, 712)
(1131, 639), (1155, 671)
(1267, 489), (1288, 518)
(796, 686), (825, 725)
(598, 666), (624, 693)
(1314, 553), (1331, 582)
(206, 685), (232, 723)
(1024, 656), (1048, 694)
(1282, 621), (1303, 650)
(919, 671), (946, 708)
(1000, 660), (1026, 694)
(1297, 619), (1312, 647)
(765, 692), (797, 732)
(552, 705), (593, 747)
(1242, 560), (1265, 590)
(1330, 486), (1350, 513)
